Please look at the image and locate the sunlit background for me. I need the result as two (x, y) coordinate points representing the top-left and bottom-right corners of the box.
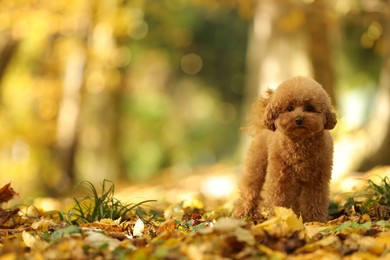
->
(0, 0), (389, 200)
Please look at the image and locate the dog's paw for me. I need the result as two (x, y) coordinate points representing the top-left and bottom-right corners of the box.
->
(234, 207), (262, 221)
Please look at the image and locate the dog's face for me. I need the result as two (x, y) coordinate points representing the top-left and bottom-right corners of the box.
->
(263, 77), (337, 138)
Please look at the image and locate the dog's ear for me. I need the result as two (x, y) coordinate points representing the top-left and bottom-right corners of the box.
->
(263, 103), (277, 131)
(260, 90), (277, 131)
(325, 110), (337, 130)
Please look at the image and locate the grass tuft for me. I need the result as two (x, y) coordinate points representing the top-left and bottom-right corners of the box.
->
(329, 176), (390, 219)
(366, 176), (390, 207)
(65, 179), (155, 224)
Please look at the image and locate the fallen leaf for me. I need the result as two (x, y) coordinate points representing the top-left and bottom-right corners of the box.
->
(274, 207), (304, 232)
(252, 207), (304, 236)
(304, 222), (329, 238)
(213, 218), (246, 233)
(184, 244), (204, 260)
(376, 220), (390, 228)
(374, 232), (390, 250)
(156, 219), (177, 235)
(99, 218), (121, 225)
(164, 204), (184, 221)
(50, 225), (82, 243)
(333, 221), (372, 233)
(133, 218), (144, 237)
(256, 244), (286, 258)
(0, 208), (19, 226)
(31, 218), (57, 232)
(22, 231), (49, 251)
(84, 231), (121, 251)
(234, 226), (255, 246)
(295, 235), (341, 254)
(0, 183), (19, 204)
(80, 219), (123, 233)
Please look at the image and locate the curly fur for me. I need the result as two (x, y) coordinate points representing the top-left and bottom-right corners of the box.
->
(236, 76), (337, 222)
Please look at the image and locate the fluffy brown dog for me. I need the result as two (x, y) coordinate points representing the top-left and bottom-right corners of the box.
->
(236, 76), (337, 222)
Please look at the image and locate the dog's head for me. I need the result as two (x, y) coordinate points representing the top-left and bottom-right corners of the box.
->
(263, 76), (337, 138)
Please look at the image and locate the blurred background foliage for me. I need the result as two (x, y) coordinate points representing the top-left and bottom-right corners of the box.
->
(0, 0), (389, 196)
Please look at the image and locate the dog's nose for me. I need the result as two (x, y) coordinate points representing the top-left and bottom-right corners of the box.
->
(295, 117), (304, 126)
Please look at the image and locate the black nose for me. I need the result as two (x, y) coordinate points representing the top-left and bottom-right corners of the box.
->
(295, 117), (304, 126)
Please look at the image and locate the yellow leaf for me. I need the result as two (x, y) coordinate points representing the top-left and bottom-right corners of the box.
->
(305, 224), (329, 239)
(156, 219), (176, 235)
(253, 207), (304, 234)
(213, 218), (246, 233)
(31, 218), (56, 232)
(374, 232), (390, 250)
(184, 245), (204, 260)
(234, 227), (255, 246)
(22, 231), (49, 251)
(251, 216), (281, 235)
(164, 205), (184, 220)
(0, 253), (18, 260)
(99, 218), (121, 225)
(362, 214), (371, 222)
(295, 236), (341, 254)
(257, 244), (286, 258)
(346, 252), (380, 259)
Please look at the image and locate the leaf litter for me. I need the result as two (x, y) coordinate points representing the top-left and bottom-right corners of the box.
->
(0, 176), (390, 259)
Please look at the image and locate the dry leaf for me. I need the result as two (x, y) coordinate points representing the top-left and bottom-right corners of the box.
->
(84, 231), (121, 251)
(252, 207), (304, 236)
(274, 207), (304, 231)
(0, 183), (20, 225)
(164, 204), (184, 220)
(31, 218), (57, 232)
(133, 219), (144, 237)
(22, 231), (49, 251)
(234, 226), (255, 246)
(0, 183), (19, 204)
(213, 218), (246, 233)
(156, 219), (177, 235)
(304, 223), (329, 238)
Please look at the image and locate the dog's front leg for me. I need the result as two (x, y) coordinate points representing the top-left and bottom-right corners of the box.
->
(264, 172), (301, 212)
(235, 137), (268, 219)
(235, 168), (265, 219)
(299, 181), (330, 222)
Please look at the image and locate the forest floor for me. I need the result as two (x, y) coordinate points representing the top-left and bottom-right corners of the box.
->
(1, 165), (390, 259)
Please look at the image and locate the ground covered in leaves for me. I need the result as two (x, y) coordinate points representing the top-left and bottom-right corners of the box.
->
(1, 168), (390, 259)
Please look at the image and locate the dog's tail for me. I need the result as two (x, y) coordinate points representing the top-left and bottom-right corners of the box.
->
(242, 89), (274, 136)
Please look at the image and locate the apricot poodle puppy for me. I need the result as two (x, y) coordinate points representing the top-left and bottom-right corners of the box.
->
(236, 76), (337, 222)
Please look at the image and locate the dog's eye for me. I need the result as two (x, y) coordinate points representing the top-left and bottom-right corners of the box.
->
(305, 105), (315, 112)
(286, 105), (294, 112)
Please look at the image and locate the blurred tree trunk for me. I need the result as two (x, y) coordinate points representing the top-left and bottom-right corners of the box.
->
(245, 0), (336, 109)
(56, 47), (85, 186)
(56, 1), (126, 186)
(0, 31), (19, 96)
(357, 9), (390, 171)
(306, 0), (336, 105)
(244, 0), (311, 108)
(332, 4), (390, 177)
(75, 1), (125, 184)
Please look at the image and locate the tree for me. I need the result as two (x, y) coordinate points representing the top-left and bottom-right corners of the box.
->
(244, 0), (337, 117)
(306, 0), (336, 104)
(355, 1), (390, 171)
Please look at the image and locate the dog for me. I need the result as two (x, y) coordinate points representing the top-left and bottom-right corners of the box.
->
(235, 76), (337, 222)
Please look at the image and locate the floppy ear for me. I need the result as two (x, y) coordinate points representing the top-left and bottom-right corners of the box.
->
(325, 110), (337, 130)
(263, 103), (277, 131)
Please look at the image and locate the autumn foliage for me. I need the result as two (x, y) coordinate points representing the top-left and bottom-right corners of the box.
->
(0, 178), (390, 259)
